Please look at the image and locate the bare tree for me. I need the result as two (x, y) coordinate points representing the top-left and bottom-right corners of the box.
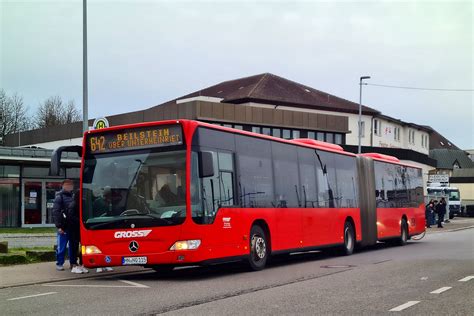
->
(64, 100), (81, 124)
(0, 89), (32, 142)
(35, 96), (81, 128)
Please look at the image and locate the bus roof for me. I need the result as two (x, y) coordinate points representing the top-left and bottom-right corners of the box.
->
(84, 119), (421, 169)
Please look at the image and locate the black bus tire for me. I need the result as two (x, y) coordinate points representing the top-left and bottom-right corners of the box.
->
(341, 221), (355, 256)
(398, 218), (408, 246)
(247, 225), (269, 271)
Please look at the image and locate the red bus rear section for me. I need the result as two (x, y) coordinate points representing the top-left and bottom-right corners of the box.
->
(50, 119), (425, 271)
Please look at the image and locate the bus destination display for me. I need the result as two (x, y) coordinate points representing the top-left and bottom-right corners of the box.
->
(88, 125), (183, 153)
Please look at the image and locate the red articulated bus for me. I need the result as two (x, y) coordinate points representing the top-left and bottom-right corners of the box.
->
(50, 119), (425, 271)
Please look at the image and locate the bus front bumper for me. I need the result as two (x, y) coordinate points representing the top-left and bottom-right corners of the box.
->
(82, 250), (205, 268)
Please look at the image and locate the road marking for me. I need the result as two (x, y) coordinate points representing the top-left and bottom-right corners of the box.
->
(118, 279), (149, 288)
(458, 276), (474, 282)
(430, 287), (452, 294)
(42, 278), (149, 289)
(7, 292), (57, 301)
(389, 301), (420, 312)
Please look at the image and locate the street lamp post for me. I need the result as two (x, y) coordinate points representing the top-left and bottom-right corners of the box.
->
(83, 0), (88, 133)
(358, 76), (371, 154)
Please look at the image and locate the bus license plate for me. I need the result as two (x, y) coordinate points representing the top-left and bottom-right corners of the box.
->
(122, 256), (147, 265)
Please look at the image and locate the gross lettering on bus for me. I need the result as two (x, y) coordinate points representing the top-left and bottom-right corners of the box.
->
(87, 124), (183, 153)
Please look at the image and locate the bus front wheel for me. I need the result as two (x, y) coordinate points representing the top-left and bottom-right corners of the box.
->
(247, 225), (269, 271)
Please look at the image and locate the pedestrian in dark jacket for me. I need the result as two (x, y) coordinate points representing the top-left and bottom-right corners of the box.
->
(66, 190), (88, 273)
(425, 200), (435, 228)
(436, 198), (447, 228)
(52, 179), (81, 272)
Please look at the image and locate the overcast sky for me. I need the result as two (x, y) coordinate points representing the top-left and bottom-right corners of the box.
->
(1, 0), (472, 148)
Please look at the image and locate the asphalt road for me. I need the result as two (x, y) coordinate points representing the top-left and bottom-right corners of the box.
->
(2, 228), (473, 315)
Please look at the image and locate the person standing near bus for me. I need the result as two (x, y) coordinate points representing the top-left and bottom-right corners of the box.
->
(53, 179), (80, 272)
(65, 190), (88, 273)
(425, 199), (435, 228)
(436, 198), (447, 228)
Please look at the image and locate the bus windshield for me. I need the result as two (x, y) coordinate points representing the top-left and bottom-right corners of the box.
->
(82, 149), (186, 229)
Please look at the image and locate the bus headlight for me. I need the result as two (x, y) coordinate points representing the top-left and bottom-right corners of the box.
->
(82, 245), (102, 255)
(170, 240), (201, 251)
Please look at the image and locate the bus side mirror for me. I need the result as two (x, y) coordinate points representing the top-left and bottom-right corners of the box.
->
(199, 152), (214, 178)
(50, 145), (83, 176)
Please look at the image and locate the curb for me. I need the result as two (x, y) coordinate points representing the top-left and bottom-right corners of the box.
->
(0, 268), (151, 289)
(426, 225), (474, 234)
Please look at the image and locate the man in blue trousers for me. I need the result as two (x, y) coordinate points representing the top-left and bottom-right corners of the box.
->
(52, 179), (82, 273)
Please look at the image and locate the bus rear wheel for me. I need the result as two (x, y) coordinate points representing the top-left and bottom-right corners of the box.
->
(247, 225), (269, 271)
(398, 218), (408, 246)
(341, 221), (355, 256)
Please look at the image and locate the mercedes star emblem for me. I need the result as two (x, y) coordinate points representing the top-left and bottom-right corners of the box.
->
(129, 240), (139, 252)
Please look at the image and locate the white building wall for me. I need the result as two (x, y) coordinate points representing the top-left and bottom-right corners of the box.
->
(405, 128), (430, 155)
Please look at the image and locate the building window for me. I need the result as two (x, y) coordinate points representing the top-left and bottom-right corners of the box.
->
(316, 132), (325, 141)
(335, 133), (343, 145)
(272, 128), (281, 138)
(262, 127), (271, 136)
(292, 130), (300, 139)
(307, 131), (315, 139)
(326, 133), (334, 143)
(394, 127), (400, 142)
(359, 121), (365, 138)
(252, 126), (261, 134)
(374, 119), (381, 136)
(234, 125), (243, 130)
(282, 129), (291, 139)
(223, 124), (232, 128)
(408, 130), (416, 144)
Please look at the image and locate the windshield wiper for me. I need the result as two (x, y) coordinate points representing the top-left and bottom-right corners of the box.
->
(121, 212), (174, 225)
(87, 213), (173, 229)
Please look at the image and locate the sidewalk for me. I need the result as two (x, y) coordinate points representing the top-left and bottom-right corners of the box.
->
(425, 216), (474, 234)
(0, 261), (147, 289)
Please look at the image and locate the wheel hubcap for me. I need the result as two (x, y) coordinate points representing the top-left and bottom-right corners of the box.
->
(251, 235), (266, 260)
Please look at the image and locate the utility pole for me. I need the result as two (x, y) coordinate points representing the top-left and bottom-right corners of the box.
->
(83, 0), (88, 133)
(358, 76), (371, 154)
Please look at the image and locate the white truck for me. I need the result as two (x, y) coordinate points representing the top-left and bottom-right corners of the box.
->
(426, 185), (462, 219)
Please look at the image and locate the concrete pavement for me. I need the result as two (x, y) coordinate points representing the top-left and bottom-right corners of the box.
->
(0, 262), (146, 289)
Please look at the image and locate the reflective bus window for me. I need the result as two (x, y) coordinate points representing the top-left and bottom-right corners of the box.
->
(315, 150), (337, 208)
(272, 142), (300, 208)
(335, 154), (358, 208)
(298, 147), (318, 207)
(235, 135), (274, 207)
